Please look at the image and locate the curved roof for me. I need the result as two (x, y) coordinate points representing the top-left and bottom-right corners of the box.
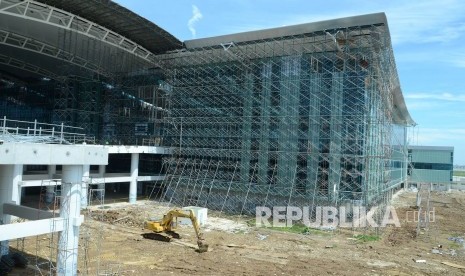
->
(36, 0), (182, 54)
(0, 0), (182, 81)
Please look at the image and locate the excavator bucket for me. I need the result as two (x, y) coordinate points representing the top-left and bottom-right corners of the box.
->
(197, 240), (209, 253)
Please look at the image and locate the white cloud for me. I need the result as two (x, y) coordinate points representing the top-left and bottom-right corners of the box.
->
(385, 0), (465, 45)
(405, 93), (465, 102)
(188, 5), (203, 38)
(444, 52), (465, 68)
(410, 127), (464, 144)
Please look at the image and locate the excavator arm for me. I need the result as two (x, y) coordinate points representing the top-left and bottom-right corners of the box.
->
(145, 209), (208, 253)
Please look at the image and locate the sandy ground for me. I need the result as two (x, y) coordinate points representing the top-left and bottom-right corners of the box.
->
(7, 189), (465, 276)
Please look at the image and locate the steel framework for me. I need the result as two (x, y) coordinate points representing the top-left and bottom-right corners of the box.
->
(157, 19), (412, 215)
(0, 0), (159, 67)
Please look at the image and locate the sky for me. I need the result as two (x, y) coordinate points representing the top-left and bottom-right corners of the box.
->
(116, 0), (465, 164)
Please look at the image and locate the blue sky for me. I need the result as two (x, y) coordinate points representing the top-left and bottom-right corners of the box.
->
(117, 0), (465, 164)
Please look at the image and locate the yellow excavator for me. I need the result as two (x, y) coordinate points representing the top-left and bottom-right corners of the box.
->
(144, 209), (209, 253)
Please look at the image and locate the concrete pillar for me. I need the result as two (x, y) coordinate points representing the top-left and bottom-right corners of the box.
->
(57, 165), (82, 276)
(46, 165), (57, 204)
(45, 186), (55, 204)
(129, 153), (139, 204)
(48, 165), (56, 179)
(0, 164), (23, 256)
(403, 126), (409, 188)
(20, 184), (26, 199)
(97, 165), (105, 199)
(81, 165), (90, 209)
(98, 165), (105, 177)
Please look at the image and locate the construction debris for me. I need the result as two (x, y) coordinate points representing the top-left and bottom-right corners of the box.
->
(448, 237), (464, 244)
(414, 259), (426, 263)
(441, 262), (465, 269)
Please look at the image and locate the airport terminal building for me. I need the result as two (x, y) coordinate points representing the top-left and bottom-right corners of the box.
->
(0, 1), (414, 273)
(0, 1), (414, 213)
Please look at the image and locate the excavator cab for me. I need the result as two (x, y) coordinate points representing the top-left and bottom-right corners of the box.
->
(144, 209), (209, 253)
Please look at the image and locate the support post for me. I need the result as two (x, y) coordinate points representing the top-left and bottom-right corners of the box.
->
(98, 165), (105, 177)
(57, 165), (83, 276)
(129, 153), (139, 203)
(60, 122), (64, 144)
(46, 165), (57, 204)
(81, 165), (90, 209)
(97, 165), (105, 199)
(0, 164), (23, 256)
(403, 126), (408, 188)
(2, 116), (6, 135)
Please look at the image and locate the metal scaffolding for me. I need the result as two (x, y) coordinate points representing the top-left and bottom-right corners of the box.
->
(157, 18), (412, 215)
(0, 4), (414, 222)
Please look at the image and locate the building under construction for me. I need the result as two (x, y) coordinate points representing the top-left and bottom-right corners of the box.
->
(0, 1), (414, 273)
(159, 14), (415, 213)
(0, 2), (415, 213)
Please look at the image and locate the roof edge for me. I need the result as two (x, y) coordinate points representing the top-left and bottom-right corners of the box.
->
(392, 86), (416, 126)
(408, 145), (454, 151)
(184, 12), (387, 49)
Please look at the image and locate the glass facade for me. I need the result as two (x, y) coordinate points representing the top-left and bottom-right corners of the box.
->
(1, 73), (166, 145)
(158, 17), (412, 213)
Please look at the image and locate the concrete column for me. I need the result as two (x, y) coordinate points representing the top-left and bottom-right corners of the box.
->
(45, 186), (55, 204)
(57, 165), (82, 276)
(129, 153), (139, 204)
(98, 165), (105, 177)
(97, 165), (105, 199)
(21, 184), (26, 199)
(0, 164), (23, 256)
(48, 165), (57, 179)
(81, 165), (90, 209)
(46, 165), (57, 204)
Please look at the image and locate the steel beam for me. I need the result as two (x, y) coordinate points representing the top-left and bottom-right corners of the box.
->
(0, 217), (66, 240)
(0, 0), (159, 66)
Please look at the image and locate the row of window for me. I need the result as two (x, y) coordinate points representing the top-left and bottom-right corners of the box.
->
(411, 162), (453, 171)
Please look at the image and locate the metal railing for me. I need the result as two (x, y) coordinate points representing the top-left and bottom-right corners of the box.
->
(142, 137), (162, 147)
(1, 116), (95, 144)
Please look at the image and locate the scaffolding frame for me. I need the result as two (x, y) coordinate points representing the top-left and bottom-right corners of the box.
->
(157, 21), (411, 217)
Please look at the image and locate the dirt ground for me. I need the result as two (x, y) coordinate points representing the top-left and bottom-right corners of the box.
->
(8, 189), (465, 276)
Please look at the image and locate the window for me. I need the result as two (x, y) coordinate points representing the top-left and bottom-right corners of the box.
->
(411, 162), (452, 171)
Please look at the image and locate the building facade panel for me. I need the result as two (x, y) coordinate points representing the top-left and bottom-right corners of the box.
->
(408, 146), (454, 184)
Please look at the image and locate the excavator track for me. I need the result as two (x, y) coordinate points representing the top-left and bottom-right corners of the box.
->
(141, 232), (172, 242)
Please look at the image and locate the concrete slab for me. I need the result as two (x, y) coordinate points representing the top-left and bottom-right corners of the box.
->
(0, 142), (108, 165)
